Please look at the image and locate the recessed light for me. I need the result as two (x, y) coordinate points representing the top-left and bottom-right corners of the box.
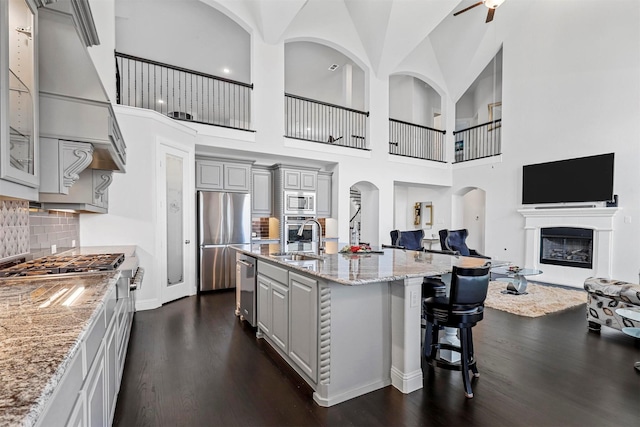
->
(158, 99), (164, 104)
(223, 68), (230, 74)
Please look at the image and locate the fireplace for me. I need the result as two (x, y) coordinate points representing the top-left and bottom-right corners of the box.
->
(518, 207), (620, 288)
(540, 227), (593, 269)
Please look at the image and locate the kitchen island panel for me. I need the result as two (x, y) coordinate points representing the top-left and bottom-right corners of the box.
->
(314, 280), (392, 407)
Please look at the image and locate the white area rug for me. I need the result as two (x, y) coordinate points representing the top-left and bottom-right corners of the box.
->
(485, 281), (586, 317)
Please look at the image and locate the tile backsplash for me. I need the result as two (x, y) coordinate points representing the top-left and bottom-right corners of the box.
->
(29, 210), (80, 258)
(0, 200), (30, 259)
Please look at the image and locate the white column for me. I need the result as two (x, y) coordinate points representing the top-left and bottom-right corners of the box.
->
(389, 277), (423, 394)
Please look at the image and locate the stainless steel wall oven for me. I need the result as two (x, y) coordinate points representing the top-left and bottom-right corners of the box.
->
(284, 216), (318, 252)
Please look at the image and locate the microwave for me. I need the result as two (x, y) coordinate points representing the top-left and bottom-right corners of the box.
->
(284, 191), (316, 215)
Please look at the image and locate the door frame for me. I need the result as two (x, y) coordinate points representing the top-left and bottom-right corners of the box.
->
(156, 138), (196, 304)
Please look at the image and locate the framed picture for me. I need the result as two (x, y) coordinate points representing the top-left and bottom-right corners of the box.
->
(421, 202), (433, 226)
(488, 102), (502, 131)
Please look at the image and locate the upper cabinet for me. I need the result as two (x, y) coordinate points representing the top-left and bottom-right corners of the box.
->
(252, 166), (272, 216)
(281, 167), (317, 191)
(196, 158), (251, 192)
(316, 171), (332, 218)
(0, 0), (39, 200)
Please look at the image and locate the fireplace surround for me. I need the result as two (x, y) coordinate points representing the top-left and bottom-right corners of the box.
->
(519, 207), (620, 288)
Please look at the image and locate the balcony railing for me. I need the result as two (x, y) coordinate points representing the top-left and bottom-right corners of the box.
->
(285, 93), (369, 149)
(452, 119), (501, 163)
(388, 119), (446, 162)
(115, 52), (253, 131)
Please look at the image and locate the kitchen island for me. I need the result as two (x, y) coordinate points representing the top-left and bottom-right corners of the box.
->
(236, 243), (496, 407)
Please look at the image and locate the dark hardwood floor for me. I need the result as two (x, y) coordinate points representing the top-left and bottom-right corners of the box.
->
(114, 289), (640, 427)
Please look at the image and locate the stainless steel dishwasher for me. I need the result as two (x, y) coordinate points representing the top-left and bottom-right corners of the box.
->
(236, 253), (257, 326)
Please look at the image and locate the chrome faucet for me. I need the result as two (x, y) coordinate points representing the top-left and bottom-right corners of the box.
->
(297, 219), (324, 255)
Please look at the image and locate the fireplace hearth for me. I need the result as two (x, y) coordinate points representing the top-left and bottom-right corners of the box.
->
(540, 227), (593, 269)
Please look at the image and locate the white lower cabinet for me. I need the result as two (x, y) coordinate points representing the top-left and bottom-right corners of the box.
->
(270, 281), (289, 352)
(288, 272), (318, 382)
(36, 283), (134, 427)
(256, 261), (320, 385)
(257, 267), (289, 353)
(257, 275), (271, 335)
(66, 393), (85, 427)
(105, 317), (118, 423)
(86, 339), (107, 427)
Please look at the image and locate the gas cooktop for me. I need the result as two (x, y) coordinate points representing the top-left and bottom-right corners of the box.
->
(0, 253), (125, 278)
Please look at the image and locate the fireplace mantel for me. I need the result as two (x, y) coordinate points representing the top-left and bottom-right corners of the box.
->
(518, 207), (621, 288)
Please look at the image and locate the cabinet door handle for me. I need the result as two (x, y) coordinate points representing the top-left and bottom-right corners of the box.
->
(185, 240), (191, 244)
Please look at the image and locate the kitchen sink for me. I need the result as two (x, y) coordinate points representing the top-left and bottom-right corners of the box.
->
(269, 252), (325, 262)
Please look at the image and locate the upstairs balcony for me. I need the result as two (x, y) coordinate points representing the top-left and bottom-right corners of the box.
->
(115, 52), (501, 163)
(453, 119), (502, 163)
(285, 93), (369, 150)
(115, 52), (253, 131)
(389, 119), (446, 162)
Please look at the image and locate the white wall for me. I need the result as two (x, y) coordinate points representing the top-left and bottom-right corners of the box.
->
(451, 2), (640, 281)
(389, 75), (441, 128)
(455, 50), (502, 127)
(80, 106), (198, 310)
(285, 41), (365, 110)
(392, 183), (451, 243)
(115, 0), (251, 83)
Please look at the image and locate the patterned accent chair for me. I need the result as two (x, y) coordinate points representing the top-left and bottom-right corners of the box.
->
(584, 277), (640, 332)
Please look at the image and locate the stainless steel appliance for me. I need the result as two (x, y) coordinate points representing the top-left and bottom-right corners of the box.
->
(284, 191), (316, 215)
(284, 215), (318, 252)
(236, 253), (257, 326)
(0, 253), (144, 307)
(198, 191), (251, 291)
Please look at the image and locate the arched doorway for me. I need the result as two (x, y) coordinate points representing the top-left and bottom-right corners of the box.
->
(452, 187), (487, 253)
(350, 181), (380, 246)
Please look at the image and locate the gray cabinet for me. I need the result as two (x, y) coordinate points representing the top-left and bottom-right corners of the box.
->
(196, 158), (251, 192)
(282, 168), (317, 191)
(257, 260), (289, 353)
(252, 166), (272, 216)
(316, 171), (332, 218)
(40, 167), (113, 214)
(36, 280), (135, 427)
(270, 281), (289, 352)
(257, 275), (271, 334)
(288, 272), (318, 381)
(0, 0), (39, 200)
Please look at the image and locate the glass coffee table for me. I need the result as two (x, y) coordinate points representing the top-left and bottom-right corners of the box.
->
(490, 267), (543, 295)
(615, 308), (640, 372)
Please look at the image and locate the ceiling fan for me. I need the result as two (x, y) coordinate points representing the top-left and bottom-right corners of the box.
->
(453, 0), (506, 23)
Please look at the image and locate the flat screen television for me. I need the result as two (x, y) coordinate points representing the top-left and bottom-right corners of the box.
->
(522, 153), (614, 205)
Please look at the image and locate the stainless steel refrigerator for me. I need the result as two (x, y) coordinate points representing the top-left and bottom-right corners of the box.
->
(198, 191), (251, 291)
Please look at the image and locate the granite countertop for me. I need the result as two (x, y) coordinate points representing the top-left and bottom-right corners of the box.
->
(0, 246), (135, 426)
(239, 243), (498, 286)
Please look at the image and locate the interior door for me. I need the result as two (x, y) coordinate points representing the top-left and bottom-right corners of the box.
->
(159, 143), (194, 304)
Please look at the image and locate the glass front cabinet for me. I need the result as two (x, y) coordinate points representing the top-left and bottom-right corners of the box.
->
(0, 0), (38, 198)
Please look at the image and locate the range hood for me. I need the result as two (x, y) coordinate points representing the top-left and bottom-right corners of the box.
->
(37, 3), (126, 172)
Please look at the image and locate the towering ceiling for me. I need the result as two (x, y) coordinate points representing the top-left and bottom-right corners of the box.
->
(203, 0), (533, 100)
